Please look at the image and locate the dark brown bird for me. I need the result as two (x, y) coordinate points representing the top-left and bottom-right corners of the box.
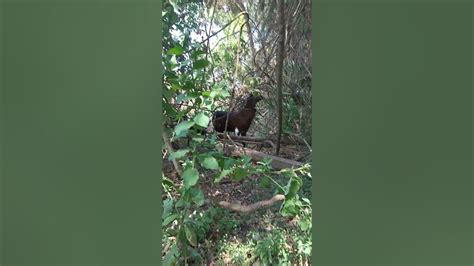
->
(212, 94), (263, 137)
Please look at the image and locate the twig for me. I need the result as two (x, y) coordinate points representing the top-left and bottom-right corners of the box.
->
(162, 129), (183, 178)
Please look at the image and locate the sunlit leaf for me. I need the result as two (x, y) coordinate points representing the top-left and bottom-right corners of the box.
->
(193, 112), (210, 128)
(167, 45), (184, 56)
(174, 121), (194, 138)
(168, 149), (189, 161)
(201, 156), (219, 170)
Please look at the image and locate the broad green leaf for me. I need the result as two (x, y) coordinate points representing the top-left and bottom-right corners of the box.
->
(223, 158), (236, 169)
(162, 199), (174, 219)
(301, 198), (311, 205)
(167, 45), (184, 56)
(184, 224), (197, 247)
(258, 175), (271, 188)
(201, 156), (219, 170)
(299, 219), (311, 231)
(285, 174), (302, 199)
(163, 213), (179, 226)
(232, 168), (248, 181)
(183, 168), (199, 188)
(175, 198), (185, 209)
(281, 198), (299, 217)
(163, 244), (179, 266)
(174, 121), (194, 138)
(168, 149), (189, 161)
(191, 188), (205, 206)
(193, 112), (210, 128)
(193, 59), (209, 70)
(215, 169), (232, 183)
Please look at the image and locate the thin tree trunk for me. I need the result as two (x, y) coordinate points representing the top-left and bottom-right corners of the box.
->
(275, 0), (286, 155)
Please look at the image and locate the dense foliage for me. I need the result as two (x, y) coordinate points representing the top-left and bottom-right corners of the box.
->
(162, 0), (312, 265)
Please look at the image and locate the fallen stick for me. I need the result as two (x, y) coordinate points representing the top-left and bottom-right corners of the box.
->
(218, 194), (285, 213)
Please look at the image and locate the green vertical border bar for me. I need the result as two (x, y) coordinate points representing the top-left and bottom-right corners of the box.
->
(2, 0), (162, 264)
(313, 0), (472, 265)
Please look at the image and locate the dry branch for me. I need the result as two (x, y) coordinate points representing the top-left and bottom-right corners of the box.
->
(218, 194), (285, 213)
(162, 130), (182, 177)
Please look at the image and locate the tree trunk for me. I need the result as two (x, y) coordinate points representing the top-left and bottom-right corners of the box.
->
(275, 0), (286, 156)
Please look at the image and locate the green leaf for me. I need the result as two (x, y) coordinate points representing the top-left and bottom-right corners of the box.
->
(163, 213), (179, 226)
(301, 198), (311, 205)
(193, 59), (209, 70)
(174, 121), (194, 138)
(184, 224), (197, 247)
(258, 175), (271, 188)
(299, 219), (311, 231)
(281, 198), (299, 217)
(223, 158), (236, 169)
(215, 169), (232, 183)
(183, 168), (199, 188)
(191, 188), (205, 206)
(201, 156), (219, 170)
(167, 45), (184, 56)
(162, 199), (174, 219)
(285, 174), (302, 199)
(232, 168), (248, 181)
(193, 112), (210, 128)
(168, 149), (189, 161)
(163, 244), (179, 266)
(176, 93), (188, 103)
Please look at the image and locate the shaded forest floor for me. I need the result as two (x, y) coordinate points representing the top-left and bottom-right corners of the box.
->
(162, 142), (312, 265)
